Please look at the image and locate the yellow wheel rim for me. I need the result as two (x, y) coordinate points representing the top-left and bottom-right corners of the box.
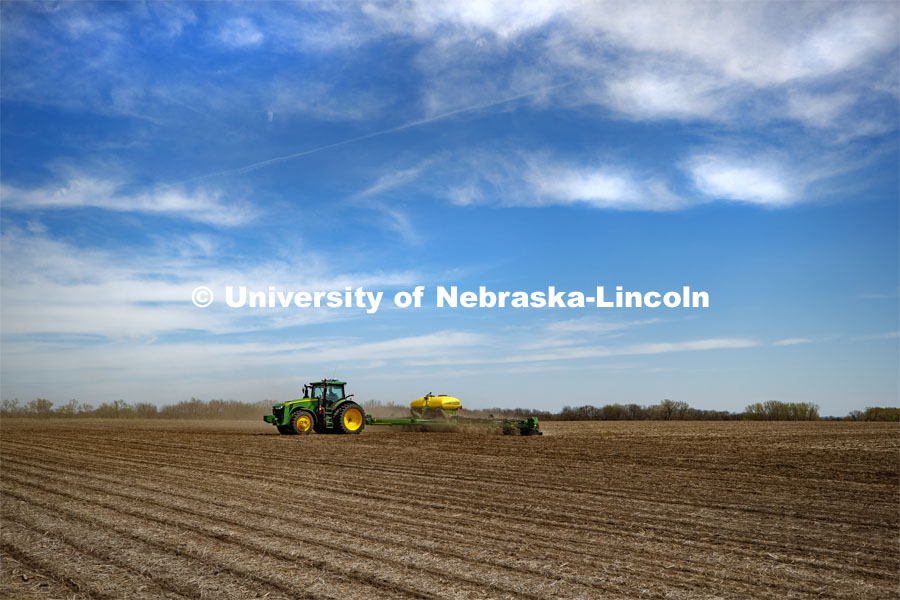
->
(296, 414), (312, 432)
(343, 408), (363, 431)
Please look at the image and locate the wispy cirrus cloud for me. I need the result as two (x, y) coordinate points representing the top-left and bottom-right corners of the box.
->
(362, 0), (898, 131)
(0, 174), (256, 227)
(355, 163), (433, 199)
(0, 226), (422, 340)
(7, 2), (895, 137)
(545, 317), (663, 335)
(363, 149), (806, 212)
(348, 163), (436, 244)
(216, 17), (263, 47)
(3, 1), (894, 200)
(860, 289), (899, 300)
(406, 336), (760, 367)
(773, 338), (814, 347)
(435, 150), (685, 211)
(855, 331), (900, 341)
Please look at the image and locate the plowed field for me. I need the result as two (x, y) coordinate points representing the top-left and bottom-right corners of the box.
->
(1, 419), (897, 599)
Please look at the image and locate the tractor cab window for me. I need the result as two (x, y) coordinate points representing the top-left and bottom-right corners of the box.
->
(326, 385), (344, 402)
(308, 383), (345, 403)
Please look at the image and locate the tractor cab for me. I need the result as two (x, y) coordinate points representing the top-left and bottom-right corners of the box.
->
(304, 380), (346, 405)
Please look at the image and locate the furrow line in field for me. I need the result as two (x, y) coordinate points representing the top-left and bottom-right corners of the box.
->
(8, 434), (893, 531)
(3, 454), (884, 596)
(4, 451), (678, 587)
(9, 440), (895, 578)
(2, 470), (557, 600)
(1, 483), (438, 600)
(3, 422), (898, 600)
(6, 435), (894, 553)
(6, 432), (879, 504)
(4, 440), (894, 582)
(1, 507), (200, 600)
(5, 442), (880, 580)
(2, 453), (757, 596)
(44, 432), (896, 504)
(0, 537), (117, 600)
(10, 447), (895, 579)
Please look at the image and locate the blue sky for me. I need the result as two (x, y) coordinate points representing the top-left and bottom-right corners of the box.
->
(1, 1), (897, 416)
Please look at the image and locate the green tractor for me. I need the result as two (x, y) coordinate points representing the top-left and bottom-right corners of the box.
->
(264, 379), (365, 435)
(264, 379), (543, 436)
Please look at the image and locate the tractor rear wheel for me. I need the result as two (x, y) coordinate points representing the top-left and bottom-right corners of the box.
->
(333, 402), (365, 434)
(289, 409), (315, 435)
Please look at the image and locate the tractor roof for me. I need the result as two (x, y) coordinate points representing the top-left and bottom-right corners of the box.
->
(309, 379), (346, 386)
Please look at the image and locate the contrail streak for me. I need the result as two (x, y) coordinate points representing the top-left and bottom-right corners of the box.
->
(174, 81), (575, 186)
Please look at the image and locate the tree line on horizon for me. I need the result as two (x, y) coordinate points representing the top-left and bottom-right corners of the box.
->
(1, 396), (897, 422)
(0, 397), (271, 421)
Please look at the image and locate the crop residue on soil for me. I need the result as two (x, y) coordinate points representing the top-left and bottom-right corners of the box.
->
(1, 419), (897, 599)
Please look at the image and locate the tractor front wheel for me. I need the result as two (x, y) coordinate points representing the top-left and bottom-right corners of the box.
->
(289, 409), (315, 435)
(277, 425), (295, 435)
(333, 403), (365, 434)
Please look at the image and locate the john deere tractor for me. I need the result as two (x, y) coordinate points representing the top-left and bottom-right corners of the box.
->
(264, 379), (365, 435)
(264, 379), (542, 436)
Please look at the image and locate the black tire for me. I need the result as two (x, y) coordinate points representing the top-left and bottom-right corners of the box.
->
(276, 425), (295, 435)
(289, 409), (316, 435)
(332, 402), (365, 435)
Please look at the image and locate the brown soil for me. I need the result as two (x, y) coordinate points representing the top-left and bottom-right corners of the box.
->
(1, 419), (897, 599)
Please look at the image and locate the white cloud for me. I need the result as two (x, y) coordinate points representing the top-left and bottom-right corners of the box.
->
(406, 336), (759, 367)
(860, 289), (900, 300)
(527, 162), (685, 210)
(546, 317), (661, 334)
(0, 225), (763, 402)
(572, 2), (897, 86)
(0, 175), (256, 227)
(217, 17), (263, 47)
(0, 227), (423, 341)
(786, 90), (857, 129)
(348, 163), (435, 243)
(355, 164), (431, 199)
(603, 69), (727, 120)
(440, 151), (687, 211)
(376, 1), (897, 130)
(533, 167), (636, 205)
(517, 317), (663, 351)
(268, 80), (394, 122)
(152, 3), (198, 39)
(4, 1), (896, 135)
(360, 201), (421, 245)
(773, 338), (814, 347)
(793, 5), (898, 81)
(360, 0), (571, 39)
(855, 331), (900, 341)
(687, 155), (795, 206)
(620, 338), (758, 355)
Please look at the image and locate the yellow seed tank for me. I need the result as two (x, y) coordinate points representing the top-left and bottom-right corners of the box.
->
(410, 394), (461, 415)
